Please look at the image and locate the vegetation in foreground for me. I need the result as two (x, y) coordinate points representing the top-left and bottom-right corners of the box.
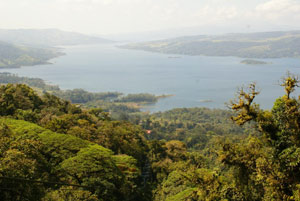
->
(1, 73), (300, 200)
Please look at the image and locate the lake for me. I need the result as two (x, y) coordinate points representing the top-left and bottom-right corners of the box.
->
(2, 44), (300, 112)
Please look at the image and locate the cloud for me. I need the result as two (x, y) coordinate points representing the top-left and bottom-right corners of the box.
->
(194, 6), (238, 24)
(0, 0), (300, 35)
(256, 0), (300, 12)
(254, 0), (300, 21)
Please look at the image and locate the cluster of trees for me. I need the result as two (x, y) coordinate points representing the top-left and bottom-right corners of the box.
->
(53, 90), (158, 106)
(0, 119), (142, 201)
(52, 89), (121, 104)
(2, 73), (300, 200)
(53, 90), (159, 119)
(0, 73), (60, 91)
(218, 75), (300, 200)
(143, 74), (300, 200)
(0, 73), (160, 118)
(0, 84), (150, 200)
(140, 108), (256, 150)
(115, 93), (158, 104)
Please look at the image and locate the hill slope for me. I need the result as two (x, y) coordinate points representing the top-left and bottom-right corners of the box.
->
(0, 84), (148, 200)
(121, 30), (300, 58)
(0, 41), (63, 68)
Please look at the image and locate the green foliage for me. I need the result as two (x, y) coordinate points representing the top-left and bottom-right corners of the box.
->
(42, 187), (100, 201)
(4, 76), (300, 201)
(0, 84), (150, 200)
(60, 145), (124, 200)
(0, 72), (59, 91)
(230, 83), (260, 125)
(0, 118), (144, 201)
(0, 122), (50, 201)
(116, 93), (158, 103)
(0, 73), (160, 120)
(0, 84), (43, 116)
(95, 121), (148, 163)
(0, 84), (148, 163)
(223, 73), (300, 200)
(165, 188), (197, 201)
(141, 107), (255, 150)
(53, 88), (121, 104)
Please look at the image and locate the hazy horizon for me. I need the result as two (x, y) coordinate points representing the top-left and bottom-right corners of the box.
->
(1, 0), (300, 39)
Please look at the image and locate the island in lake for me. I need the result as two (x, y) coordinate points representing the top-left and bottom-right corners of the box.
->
(240, 59), (270, 65)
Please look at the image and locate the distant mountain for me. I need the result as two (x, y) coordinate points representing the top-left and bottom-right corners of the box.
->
(0, 29), (113, 68)
(0, 41), (63, 68)
(120, 30), (300, 58)
(0, 29), (113, 47)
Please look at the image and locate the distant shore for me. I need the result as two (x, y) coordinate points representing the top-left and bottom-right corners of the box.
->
(0, 51), (65, 69)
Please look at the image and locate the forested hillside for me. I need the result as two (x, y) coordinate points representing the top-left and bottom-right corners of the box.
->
(0, 42), (63, 68)
(140, 107), (257, 150)
(0, 84), (149, 200)
(121, 30), (300, 58)
(1, 74), (300, 200)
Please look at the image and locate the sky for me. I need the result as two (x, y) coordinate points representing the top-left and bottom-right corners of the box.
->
(0, 0), (300, 36)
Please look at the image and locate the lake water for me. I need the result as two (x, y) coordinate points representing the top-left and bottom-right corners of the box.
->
(2, 44), (300, 112)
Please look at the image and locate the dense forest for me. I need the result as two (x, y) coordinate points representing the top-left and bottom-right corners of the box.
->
(1, 73), (300, 200)
(140, 107), (256, 150)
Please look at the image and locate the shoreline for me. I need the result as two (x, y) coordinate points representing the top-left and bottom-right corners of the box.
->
(0, 51), (66, 70)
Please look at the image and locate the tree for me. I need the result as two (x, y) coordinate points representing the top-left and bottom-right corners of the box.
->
(0, 84), (42, 116)
(221, 73), (300, 200)
(60, 145), (124, 201)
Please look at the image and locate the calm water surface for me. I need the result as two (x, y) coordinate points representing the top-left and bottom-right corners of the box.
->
(3, 44), (300, 112)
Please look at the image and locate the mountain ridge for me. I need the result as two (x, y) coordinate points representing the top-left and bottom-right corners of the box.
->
(0, 28), (113, 47)
(120, 30), (300, 58)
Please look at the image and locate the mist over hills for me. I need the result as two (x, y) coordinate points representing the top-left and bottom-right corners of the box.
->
(0, 29), (113, 47)
(105, 24), (299, 42)
(121, 30), (300, 58)
(0, 29), (114, 68)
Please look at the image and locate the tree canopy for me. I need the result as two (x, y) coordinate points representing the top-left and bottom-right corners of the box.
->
(2, 74), (300, 200)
